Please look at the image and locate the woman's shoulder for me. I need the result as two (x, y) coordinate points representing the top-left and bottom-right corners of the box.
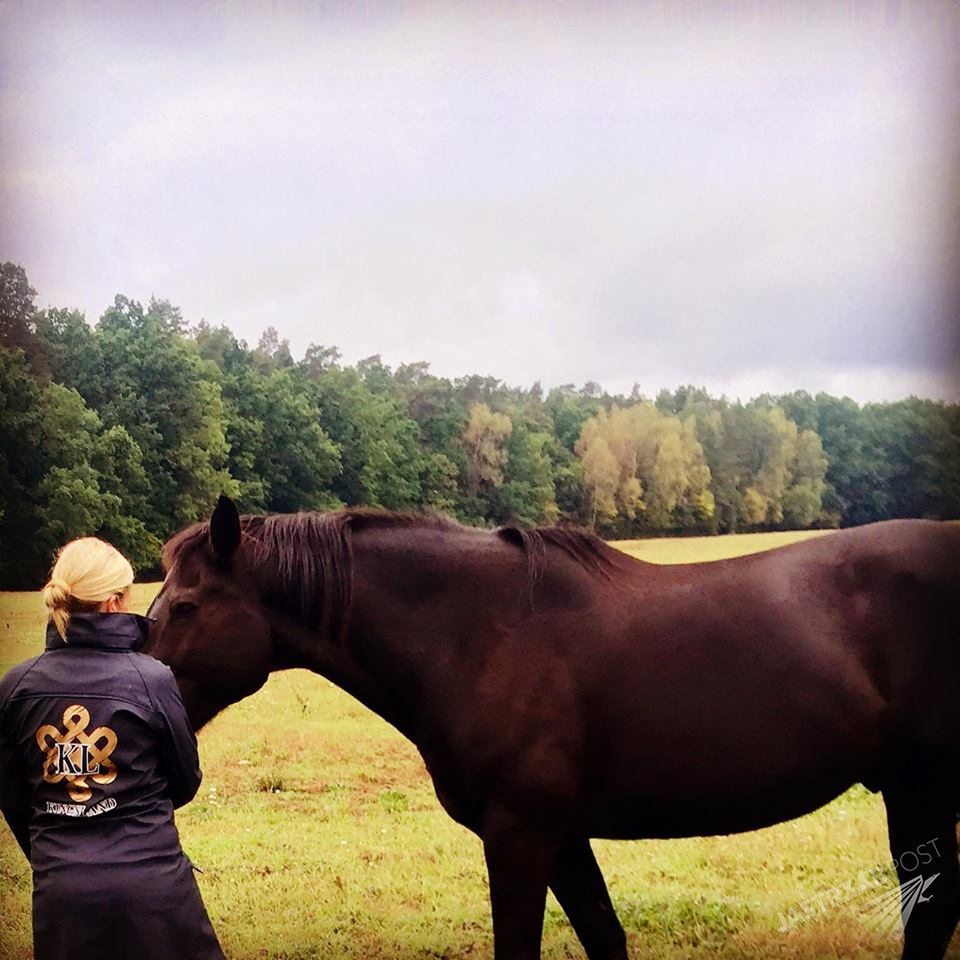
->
(0, 654), (45, 708)
(124, 653), (189, 721)
(126, 652), (180, 694)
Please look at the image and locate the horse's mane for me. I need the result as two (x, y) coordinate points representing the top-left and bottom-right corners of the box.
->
(163, 508), (617, 637)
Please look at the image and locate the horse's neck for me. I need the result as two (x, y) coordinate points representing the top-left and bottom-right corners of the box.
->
(268, 605), (417, 738)
(278, 526), (513, 742)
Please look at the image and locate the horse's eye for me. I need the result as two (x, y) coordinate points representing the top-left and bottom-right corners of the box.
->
(171, 601), (198, 619)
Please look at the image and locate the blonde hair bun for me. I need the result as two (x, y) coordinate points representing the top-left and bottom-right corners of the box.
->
(41, 577), (72, 611)
(43, 538), (134, 639)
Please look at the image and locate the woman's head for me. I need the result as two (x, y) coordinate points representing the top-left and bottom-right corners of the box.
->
(42, 538), (134, 639)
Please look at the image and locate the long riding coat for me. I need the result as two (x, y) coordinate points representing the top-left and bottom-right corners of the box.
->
(0, 612), (223, 960)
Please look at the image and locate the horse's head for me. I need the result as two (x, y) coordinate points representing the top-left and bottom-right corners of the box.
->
(144, 496), (274, 729)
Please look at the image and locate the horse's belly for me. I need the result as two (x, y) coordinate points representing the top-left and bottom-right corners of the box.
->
(576, 608), (892, 841)
(577, 689), (886, 840)
(582, 772), (858, 840)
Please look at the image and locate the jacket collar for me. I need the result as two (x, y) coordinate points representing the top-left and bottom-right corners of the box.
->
(45, 612), (153, 652)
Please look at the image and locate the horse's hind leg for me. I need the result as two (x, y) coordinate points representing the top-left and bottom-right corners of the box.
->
(549, 837), (628, 960)
(882, 781), (960, 959)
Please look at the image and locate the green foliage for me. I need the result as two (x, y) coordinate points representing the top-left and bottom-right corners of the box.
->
(1, 261), (959, 587)
(311, 367), (421, 510)
(0, 262), (50, 376)
(0, 347), (162, 584)
(226, 365), (341, 513)
(0, 346), (46, 583)
(489, 420), (559, 525)
(41, 295), (237, 537)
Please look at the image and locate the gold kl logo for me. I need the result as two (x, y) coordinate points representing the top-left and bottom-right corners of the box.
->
(36, 705), (118, 802)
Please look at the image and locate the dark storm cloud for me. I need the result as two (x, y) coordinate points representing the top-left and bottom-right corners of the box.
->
(1, 2), (958, 401)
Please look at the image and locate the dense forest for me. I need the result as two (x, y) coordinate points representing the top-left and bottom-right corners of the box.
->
(1, 261), (958, 588)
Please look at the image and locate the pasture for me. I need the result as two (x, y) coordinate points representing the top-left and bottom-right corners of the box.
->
(0, 530), (931, 959)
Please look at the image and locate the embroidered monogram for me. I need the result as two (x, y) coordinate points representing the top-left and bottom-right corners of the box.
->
(36, 705), (118, 802)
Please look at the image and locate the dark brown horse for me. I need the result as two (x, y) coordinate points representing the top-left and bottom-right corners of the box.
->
(145, 496), (960, 959)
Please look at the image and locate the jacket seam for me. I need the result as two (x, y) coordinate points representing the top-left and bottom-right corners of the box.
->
(4, 691), (155, 712)
(128, 656), (165, 732)
(44, 644), (141, 652)
(0, 656), (46, 721)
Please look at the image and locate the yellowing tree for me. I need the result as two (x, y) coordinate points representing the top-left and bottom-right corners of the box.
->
(741, 486), (768, 525)
(463, 403), (513, 495)
(575, 403), (713, 529)
(782, 428), (829, 526)
(579, 434), (626, 526)
(753, 406), (798, 524)
(743, 406), (829, 528)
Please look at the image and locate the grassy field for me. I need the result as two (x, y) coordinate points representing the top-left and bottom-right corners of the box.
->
(0, 530), (943, 959)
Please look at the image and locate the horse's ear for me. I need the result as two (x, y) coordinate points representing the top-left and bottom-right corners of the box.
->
(210, 495), (241, 559)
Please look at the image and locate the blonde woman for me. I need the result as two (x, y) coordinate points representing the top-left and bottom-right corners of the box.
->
(0, 538), (224, 960)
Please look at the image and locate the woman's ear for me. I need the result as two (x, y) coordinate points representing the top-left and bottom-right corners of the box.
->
(99, 592), (128, 613)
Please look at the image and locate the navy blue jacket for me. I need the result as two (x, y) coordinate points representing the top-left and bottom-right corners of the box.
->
(0, 612), (223, 960)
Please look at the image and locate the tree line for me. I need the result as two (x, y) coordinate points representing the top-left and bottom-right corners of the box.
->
(1, 262), (958, 588)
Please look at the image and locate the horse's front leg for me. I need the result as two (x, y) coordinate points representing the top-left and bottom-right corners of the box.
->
(483, 806), (561, 960)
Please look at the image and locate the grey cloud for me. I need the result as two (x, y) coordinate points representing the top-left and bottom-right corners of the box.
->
(1, 3), (958, 403)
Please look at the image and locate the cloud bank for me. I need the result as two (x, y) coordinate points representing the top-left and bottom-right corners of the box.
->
(2, 2), (958, 402)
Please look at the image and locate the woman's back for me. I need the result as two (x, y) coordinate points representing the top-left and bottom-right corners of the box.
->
(0, 536), (224, 960)
(0, 612), (200, 872)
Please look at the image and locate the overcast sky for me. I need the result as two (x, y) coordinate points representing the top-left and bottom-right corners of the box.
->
(2, 2), (958, 402)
